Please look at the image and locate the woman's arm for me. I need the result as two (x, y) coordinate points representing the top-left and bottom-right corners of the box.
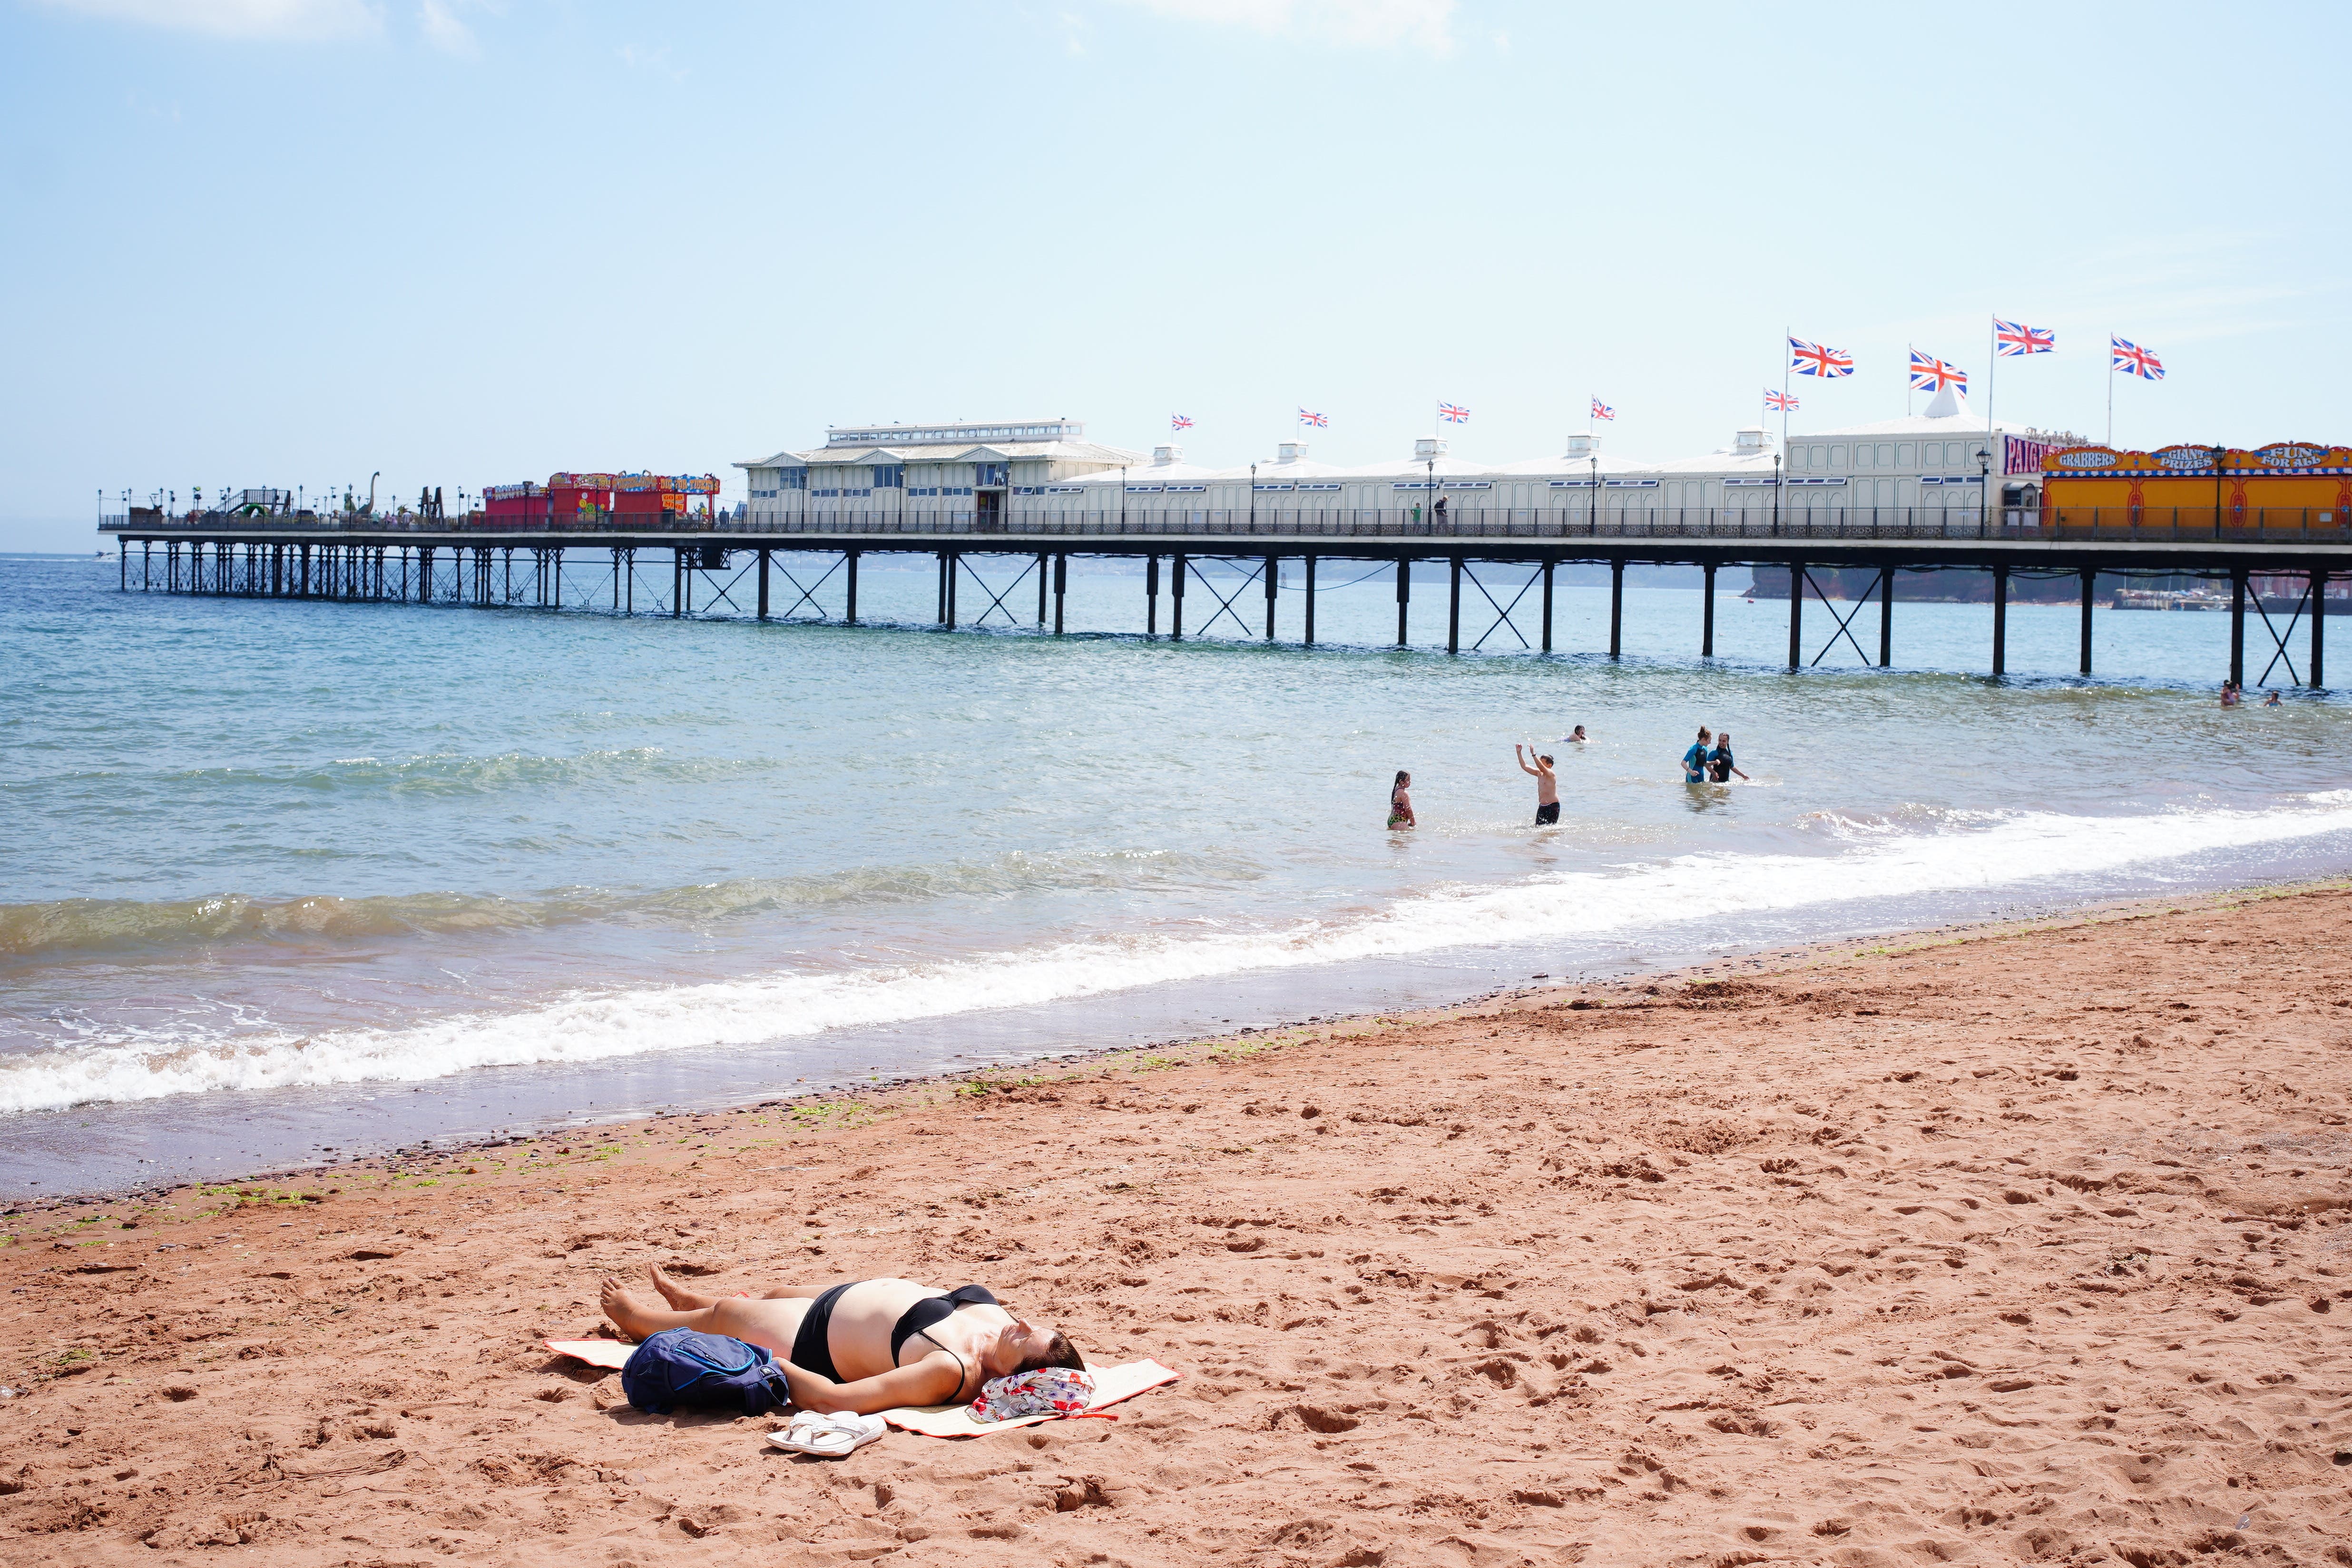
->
(776, 1351), (965, 1415)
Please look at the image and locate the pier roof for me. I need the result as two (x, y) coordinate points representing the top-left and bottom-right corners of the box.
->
(1249, 443), (1354, 479)
(736, 438), (1147, 470)
(1061, 451), (1242, 486)
(1646, 429), (1781, 477)
(1793, 390), (2082, 445)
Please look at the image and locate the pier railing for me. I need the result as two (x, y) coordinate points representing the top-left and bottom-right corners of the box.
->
(100, 505), (2352, 545)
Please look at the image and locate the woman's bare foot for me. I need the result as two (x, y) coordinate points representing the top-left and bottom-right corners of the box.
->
(647, 1264), (716, 1311)
(600, 1275), (673, 1343)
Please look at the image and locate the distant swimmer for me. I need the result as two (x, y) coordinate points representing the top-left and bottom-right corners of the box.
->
(1707, 731), (1751, 783)
(2221, 681), (2242, 707)
(2264, 689), (2283, 707)
(1388, 770), (1416, 831)
(1681, 726), (1714, 784)
(1517, 744), (1560, 826)
(1562, 725), (1588, 744)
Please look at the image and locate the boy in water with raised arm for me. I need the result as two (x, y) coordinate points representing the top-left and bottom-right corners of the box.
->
(1516, 743), (1560, 826)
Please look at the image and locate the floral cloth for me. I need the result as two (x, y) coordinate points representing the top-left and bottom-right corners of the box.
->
(969, 1366), (1096, 1422)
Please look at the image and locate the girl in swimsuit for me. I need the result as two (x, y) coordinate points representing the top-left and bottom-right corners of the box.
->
(600, 1266), (1083, 1415)
(1388, 770), (1415, 830)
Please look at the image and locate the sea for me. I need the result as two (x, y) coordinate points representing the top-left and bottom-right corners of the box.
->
(6, 549), (2349, 1202)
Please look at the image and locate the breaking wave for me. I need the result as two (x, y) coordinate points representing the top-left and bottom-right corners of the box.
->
(0, 848), (1265, 962)
(7, 799), (2352, 1115)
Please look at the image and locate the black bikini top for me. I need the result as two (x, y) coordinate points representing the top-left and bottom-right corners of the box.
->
(889, 1283), (999, 1363)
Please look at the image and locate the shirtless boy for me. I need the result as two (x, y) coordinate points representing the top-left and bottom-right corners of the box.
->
(1516, 743), (1560, 826)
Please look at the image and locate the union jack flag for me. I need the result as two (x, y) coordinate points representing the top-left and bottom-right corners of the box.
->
(1171, 413), (1193, 430)
(1438, 402), (1469, 423)
(1297, 408), (1328, 427)
(1789, 337), (1852, 378)
(1908, 350), (1968, 393)
(1995, 319), (2054, 356)
(1590, 398), (1614, 421)
(2111, 336), (2164, 381)
(1764, 389), (1798, 412)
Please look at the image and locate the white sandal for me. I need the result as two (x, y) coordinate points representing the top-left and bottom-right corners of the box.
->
(768, 1410), (886, 1458)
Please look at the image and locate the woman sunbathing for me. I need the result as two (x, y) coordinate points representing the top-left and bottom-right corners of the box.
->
(599, 1266), (1083, 1415)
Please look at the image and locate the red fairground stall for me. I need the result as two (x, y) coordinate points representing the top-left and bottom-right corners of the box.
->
(479, 472), (723, 528)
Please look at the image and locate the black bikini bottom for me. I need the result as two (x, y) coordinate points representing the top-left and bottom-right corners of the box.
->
(790, 1281), (855, 1383)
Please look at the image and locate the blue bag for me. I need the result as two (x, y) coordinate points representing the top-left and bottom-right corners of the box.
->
(621, 1328), (791, 1416)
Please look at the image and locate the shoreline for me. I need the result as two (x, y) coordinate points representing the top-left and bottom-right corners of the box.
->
(5, 876), (2351, 1562)
(2, 879), (2323, 1217)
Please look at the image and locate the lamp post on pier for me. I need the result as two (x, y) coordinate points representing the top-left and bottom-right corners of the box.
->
(1976, 446), (1991, 536)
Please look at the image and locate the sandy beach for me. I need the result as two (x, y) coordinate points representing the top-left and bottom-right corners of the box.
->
(5, 884), (2351, 1566)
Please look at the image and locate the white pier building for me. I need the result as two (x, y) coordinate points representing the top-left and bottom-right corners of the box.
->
(737, 391), (2083, 530)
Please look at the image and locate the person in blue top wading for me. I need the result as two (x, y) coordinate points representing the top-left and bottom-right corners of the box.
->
(1681, 726), (1714, 783)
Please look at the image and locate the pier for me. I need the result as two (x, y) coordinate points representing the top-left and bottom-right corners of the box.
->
(98, 508), (2351, 686)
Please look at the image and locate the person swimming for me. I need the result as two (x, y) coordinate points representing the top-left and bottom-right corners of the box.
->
(1388, 769), (1416, 830)
(1681, 727), (1713, 783)
(1708, 731), (1750, 783)
(1563, 725), (1588, 744)
(600, 1266), (1083, 1415)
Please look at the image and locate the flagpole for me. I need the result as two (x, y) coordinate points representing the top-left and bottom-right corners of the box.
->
(2106, 338), (2114, 447)
(1986, 314), (1996, 445)
(1780, 334), (1791, 460)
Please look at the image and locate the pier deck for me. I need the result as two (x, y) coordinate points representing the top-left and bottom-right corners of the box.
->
(97, 512), (2352, 685)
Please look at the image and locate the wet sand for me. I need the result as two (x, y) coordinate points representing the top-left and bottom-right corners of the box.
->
(5, 884), (2352, 1566)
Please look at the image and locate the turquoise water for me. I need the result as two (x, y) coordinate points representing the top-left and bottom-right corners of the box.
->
(5, 550), (2346, 1197)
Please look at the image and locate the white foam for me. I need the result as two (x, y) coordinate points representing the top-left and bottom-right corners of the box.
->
(8, 801), (2352, 1114)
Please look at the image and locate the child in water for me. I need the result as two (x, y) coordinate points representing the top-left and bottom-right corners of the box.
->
(1681, 727), (1713, 783)
(1708, 732), (1750, 783)
(1387, 770), (1416, 830)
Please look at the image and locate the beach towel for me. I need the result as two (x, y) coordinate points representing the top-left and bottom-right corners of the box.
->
(546, 1338), (636, 1370)
(880, 1358), (1180, 1438)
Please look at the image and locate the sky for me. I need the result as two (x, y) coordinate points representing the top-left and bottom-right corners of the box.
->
(3, 0), (2347, 550)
